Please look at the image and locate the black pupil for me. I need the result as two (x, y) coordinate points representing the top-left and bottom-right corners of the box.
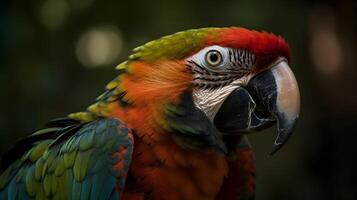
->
(209, 52), (219, 63)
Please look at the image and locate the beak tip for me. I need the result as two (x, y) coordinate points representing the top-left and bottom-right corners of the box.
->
(269, 143), (283, 155)
(270, 120), (297, 155)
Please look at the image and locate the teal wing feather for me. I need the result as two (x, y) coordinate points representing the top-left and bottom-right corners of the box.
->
(0, 118), (133, 200)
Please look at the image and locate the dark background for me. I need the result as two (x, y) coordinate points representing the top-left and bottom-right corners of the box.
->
(1, 0), (356, 199)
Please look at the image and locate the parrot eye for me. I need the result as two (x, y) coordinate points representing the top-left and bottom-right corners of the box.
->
(205, 50), (223, 67)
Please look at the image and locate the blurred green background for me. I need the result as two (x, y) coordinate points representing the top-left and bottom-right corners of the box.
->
(0, 0), (356, 199)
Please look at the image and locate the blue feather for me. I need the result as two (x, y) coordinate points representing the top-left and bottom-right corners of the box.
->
(71, 175), (82, 200)
(7, 178), (19, 200)
(80, 175), (93, 200)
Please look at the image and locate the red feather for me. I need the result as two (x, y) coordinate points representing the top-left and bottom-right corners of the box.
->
(206, 27), (291, 71)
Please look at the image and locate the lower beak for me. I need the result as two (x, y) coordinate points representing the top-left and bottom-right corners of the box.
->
(214, 59), (300, 154)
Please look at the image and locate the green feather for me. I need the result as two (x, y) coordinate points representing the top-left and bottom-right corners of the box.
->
(79, 131), (95, 151)
(64, 136), (78, 153)
(45, 151), (57, 174)
(35, 159), (44, 181)
(42, 173), (52, 196)
(54, 159), (65, 177)
(73, 149), (93, 182)
(63, 151), (76, 168)
(51, 172), (58, 195)
(32, 127), (62, 136)
(25, 165), (36, 196)
(128, 28), (218, 62)
(53, 172), (67, 200)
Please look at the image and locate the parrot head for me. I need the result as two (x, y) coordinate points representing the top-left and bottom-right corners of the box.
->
(86, 27), (300, 155)
(186, 28), (300, 154)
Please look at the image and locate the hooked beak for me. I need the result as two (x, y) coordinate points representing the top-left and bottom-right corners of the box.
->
(247, 59), (300, 154)
(214, 58), (300, 154)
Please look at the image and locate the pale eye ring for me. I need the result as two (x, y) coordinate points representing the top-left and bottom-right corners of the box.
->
(205, 50), (223, 67)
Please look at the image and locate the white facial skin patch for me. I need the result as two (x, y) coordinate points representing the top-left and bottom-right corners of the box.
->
(187, 45), (253, 121)
(192, 79), (246, 121)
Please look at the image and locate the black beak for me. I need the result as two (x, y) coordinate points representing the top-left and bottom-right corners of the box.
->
(214, 59), (300, 154)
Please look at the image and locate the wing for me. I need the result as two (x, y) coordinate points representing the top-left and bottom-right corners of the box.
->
(0, 117), (133, 200)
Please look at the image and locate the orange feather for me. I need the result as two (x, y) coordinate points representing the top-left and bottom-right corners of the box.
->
(107, 60), (229, 200)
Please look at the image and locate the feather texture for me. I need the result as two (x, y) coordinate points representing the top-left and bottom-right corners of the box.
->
(0, 118), (133, 200)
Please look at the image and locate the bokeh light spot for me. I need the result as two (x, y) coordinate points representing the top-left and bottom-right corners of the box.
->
(76, 26), (123, 68)
(40, 0), (70, 31)
(309, 6), (343, 75)
(310, 31), (342, 74)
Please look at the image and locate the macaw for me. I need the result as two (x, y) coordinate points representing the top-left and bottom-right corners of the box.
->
(0, 27), (300, 200)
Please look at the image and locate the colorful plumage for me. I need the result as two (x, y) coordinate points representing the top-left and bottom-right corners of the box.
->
(0, 27), (300, 200)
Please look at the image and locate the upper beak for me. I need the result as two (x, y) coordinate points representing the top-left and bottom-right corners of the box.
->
(214, 58), (300, 154)
(246, 59), (300, 154)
